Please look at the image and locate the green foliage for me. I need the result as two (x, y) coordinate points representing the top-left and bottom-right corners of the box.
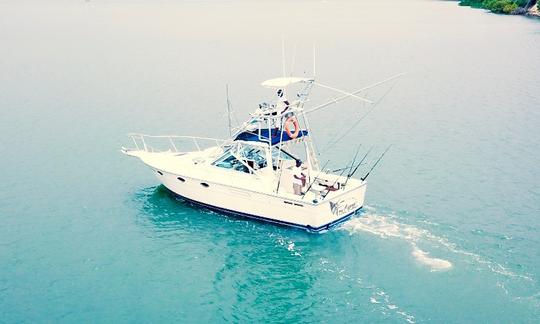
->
(459, 0), (529, 14)
(460, 0), (484, 8)
(483, 0), (518, 13)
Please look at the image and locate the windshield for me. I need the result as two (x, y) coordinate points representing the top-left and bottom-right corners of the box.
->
(213, 145), (268, 173)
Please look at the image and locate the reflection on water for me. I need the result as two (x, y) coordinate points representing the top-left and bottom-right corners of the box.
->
(130, 186), (425, 322)
(131, 185), (321, 322)
(133, 184), (298, 234)
(134, 185), (193, 230)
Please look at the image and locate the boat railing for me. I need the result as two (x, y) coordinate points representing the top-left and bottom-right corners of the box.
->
(126, 133), (229, 154)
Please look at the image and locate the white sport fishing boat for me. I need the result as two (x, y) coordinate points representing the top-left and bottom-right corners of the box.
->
(122, 73), (400, 232)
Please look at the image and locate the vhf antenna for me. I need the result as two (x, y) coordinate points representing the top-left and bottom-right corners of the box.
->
(282, 38), (286, 77)
(226, 84), (232, 137)
(313, 42), (316, 78)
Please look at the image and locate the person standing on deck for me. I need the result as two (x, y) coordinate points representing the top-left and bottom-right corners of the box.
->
(276, 89), (290, 114)
(293, 160), (306, 195)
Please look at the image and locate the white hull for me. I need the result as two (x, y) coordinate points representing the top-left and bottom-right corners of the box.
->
(156, 168), (366, 232)
(127, 150), (367, 232)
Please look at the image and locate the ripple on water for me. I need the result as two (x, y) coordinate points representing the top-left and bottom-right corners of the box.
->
(340, 206), (535, 280)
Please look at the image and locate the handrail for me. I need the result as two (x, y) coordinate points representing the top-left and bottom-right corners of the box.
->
(125, 133), (230, 154)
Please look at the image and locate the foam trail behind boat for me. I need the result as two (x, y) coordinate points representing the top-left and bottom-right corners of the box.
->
(341, 210), (453, 271)
(411, 244), (452, 271)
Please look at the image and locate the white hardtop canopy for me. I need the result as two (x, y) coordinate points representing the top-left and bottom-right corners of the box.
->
(261, 77), (313, 88)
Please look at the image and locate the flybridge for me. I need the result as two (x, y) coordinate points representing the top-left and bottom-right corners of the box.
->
(228, 75), (319, 170)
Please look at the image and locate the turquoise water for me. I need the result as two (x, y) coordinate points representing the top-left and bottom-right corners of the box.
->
(1, 0), (540, 322)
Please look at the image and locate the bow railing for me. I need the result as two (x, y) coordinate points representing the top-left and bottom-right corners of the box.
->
(125, 133), (229, 154)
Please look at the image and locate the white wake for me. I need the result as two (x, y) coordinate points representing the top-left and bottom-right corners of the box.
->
(341, 212), (453, 271)
(411, 244), (453, 271)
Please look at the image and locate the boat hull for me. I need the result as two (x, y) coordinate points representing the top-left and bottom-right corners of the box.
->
(155, 169), (366, 232)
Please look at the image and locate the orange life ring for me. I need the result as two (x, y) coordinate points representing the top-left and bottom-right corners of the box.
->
(284, 117), (300, 139)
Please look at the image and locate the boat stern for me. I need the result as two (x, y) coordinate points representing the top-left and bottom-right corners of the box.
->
(307, 182), (367, 231)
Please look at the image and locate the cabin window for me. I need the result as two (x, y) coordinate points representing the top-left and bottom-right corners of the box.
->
(156, 170), (163, 175)
(214, 152), (243, 171)
(177, 177), (185, 182)
(200, 182), (209, 188)
(238, 147), (267, 169)
(213, 146), (267, 174)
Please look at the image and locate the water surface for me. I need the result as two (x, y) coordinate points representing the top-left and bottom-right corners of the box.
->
(1, 0), (539, 322)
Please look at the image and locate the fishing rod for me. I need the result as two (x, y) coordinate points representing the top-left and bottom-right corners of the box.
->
(348, 144), (362, 176)
(301, 159), (330, 199)
(342, 144), (362, 187)
(361, 145), (392, 181)
(327, 145), (362, 173)
(321, 146), (368, 199)
(331, 166), (350, 173)
(313, 146), (360, 199)
(346, 146), (374, 182)
(332, 164), (369, 173)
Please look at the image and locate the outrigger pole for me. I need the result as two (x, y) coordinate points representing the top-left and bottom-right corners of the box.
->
(314, 82), (373, 104)
(226, 84), (232, 137)
(304, 73), (405, 115)
(282, 38), (286, 77)
(290, 42), (297, 77)
(313, 42), (316, 78)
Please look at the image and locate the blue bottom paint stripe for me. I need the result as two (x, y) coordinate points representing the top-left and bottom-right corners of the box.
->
(164, 188), (362, 232)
